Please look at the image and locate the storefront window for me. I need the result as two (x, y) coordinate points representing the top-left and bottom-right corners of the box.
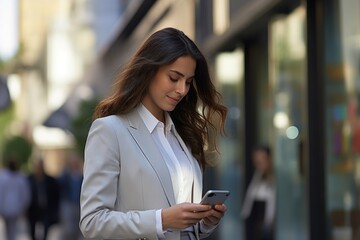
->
(269, 6), (308, 240)
(325, 0), (360, 239)
(215, 48), (245, 239)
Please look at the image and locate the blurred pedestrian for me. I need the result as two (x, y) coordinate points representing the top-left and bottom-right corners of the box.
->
(58, 153), (83, 240)
(0, 156), (31, 240)
(241, 145), (276, 240)
(27, 158), (60, 240)
(79, 27), (228, 240)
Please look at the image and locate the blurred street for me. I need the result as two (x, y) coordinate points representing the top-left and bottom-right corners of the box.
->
(0, 217), (62, 240)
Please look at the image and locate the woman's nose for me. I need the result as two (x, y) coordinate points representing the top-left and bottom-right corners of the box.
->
(175, 80), (187, 95)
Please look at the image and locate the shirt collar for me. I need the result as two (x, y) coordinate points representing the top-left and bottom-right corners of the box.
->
(137, 103), (174, 134)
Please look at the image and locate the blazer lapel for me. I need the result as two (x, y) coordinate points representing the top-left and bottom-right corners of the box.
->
(125, 110), (176, 206)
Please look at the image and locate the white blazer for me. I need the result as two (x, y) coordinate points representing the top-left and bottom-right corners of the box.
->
(79, 109), (210, 240)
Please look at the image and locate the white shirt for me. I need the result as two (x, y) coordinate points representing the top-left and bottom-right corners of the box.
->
(254, 180), (273, 201)
(138, 104), (194, 237)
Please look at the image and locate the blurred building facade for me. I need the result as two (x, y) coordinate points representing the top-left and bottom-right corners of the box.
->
(1, 0), (360, 239)
(1, 0), (128, 175)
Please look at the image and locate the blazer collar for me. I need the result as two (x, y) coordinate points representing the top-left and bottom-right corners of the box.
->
(125, 109), (176, 206)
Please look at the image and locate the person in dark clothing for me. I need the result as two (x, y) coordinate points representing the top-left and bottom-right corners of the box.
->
(27, 159), (60, 240)
(58, 154), (83, 240)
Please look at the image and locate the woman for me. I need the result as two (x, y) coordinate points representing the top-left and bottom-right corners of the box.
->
(241, 145), (276, 240)
(79, 27), (228, 240)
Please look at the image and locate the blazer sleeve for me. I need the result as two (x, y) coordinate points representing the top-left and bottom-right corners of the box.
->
(79, 117), (158, 239)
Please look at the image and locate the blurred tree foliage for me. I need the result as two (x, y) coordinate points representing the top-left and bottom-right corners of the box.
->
(0, 104), (14, 138)
(0, 104), (15, 165)
(2, 135), (33, 168)
(70, 98), (99, 159)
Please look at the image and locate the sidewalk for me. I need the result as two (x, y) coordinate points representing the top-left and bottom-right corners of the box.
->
(0, 217), (62, 240)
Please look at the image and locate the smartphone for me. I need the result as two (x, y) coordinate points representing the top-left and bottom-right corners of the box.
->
(200, 190), (230, 206)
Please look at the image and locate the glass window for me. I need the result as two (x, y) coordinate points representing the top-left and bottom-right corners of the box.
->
(269, 6), (308, 240)
(212, 0), (229, 35)
(324, 0), (360, 239)
(215, 48), (245, 239)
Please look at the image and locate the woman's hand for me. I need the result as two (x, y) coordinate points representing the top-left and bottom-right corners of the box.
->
(201, 204), (227, 228)
(162, 203), (213, 230)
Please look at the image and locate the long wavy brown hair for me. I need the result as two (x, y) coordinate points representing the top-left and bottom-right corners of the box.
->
(93, 27), (227, 170)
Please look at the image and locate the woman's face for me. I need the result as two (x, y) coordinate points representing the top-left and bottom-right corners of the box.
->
(142, 55), (196, 121)
(253, 150), (271, 174)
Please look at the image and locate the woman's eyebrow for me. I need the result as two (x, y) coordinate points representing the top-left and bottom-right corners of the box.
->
(169, 70), (195, 80)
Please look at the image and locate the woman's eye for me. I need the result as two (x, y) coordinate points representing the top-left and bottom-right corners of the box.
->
(169, 76), (178, 82)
